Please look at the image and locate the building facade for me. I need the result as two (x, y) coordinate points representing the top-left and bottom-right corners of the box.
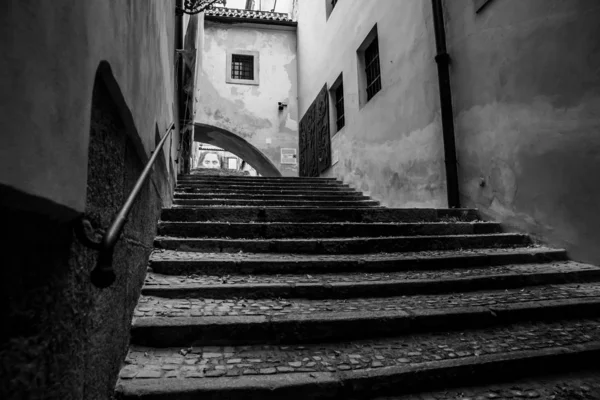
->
(194, 6), (300, 176)
(295, 0), (600, 266)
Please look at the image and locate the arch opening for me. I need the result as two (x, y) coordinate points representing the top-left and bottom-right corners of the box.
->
(193, 123), (282, 177)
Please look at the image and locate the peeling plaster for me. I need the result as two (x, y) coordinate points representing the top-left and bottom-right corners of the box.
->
(195, 22), (299, 176)
(446, 0), (600, 264)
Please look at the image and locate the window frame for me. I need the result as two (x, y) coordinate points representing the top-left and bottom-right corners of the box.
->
(334, 81), (345, 132)
(325, 0), (339, 20)
(328, 73), (345, 136)
(231, 54), (254, 81)
(357, 25), (382, 107)
(226, 50), (260, 86)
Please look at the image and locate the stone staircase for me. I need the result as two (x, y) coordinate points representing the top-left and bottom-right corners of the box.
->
(116, 174), (600, 399)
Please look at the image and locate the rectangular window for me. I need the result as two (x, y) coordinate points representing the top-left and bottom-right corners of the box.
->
(332, 0), (338, 8)
(334, 82), (345, 131)
(231, 54), (254, 80)
(364, 36), (381, 101)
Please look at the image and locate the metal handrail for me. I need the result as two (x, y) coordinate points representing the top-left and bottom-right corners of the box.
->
(88, 122), (176, 288)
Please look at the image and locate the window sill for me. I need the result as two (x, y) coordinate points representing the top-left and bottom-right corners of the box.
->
(225, 78), (259, 86)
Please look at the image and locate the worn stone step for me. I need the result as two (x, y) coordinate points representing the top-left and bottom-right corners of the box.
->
(381, 369), (600, 400)
(176, 187), (362, 195)
(157, 221), (502, 239)
(177, 176), (339, 183)
(177, 182), (351, 190)
(149, 247), (568, 275)
(130, 283), (600, 347)
(173, 193), (371, 201)
(172, 199), (381, 207)
(142, 262), (600, 300)
(154, 233), (531, 254)
(161, 207), (481, 223)
(117, 319), (600, 399)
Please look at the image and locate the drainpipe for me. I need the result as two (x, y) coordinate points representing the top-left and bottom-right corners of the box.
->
(431, 0), (460, 208)
(175, 0), (184, 128)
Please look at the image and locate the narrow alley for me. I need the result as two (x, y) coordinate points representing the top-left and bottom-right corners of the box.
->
(2, 0), (600, 399)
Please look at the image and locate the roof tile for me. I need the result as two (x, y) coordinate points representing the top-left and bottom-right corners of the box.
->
(206, 7), (294, 23)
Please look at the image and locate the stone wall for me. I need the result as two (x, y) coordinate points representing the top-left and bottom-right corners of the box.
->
(297, 0), (447, 207)
(445, 0), (600, 264)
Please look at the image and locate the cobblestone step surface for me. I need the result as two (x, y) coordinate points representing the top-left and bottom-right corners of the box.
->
(174, 193), (371, 201)
(119, 173), (600, 399)
(175, 187), (362, 195)
(116, 319), (600, 400)
(177, 175), (344, 181)
(161, 207), (481, 223)
(142, 261), (600, 299)
(176, 183), (352, 190)
(131, 283), (600, 346)
(172, 198), (381, 207)
(157, 221), (502, 239)
(381, 370), (600, 400)
(149, 247), (568, 275)
(154, 233), (531, 254)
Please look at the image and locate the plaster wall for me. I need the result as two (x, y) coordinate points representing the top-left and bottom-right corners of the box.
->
(195, 22), (299, 176)
(0, 1), (178, 399)
(297, 0), (446, 207)
(0, 0), (178, 218)
(445, 0), (600, 264)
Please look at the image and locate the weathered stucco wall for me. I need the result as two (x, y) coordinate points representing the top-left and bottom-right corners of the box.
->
(0, 0), (178, 218)
(445, 0), (600, 264)
(297, 0), (446, 207)
(0, 1), (178, 399)
(195, 21), (299, 176)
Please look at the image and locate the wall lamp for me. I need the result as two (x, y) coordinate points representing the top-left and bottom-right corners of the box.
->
(278, 102), (288, 111)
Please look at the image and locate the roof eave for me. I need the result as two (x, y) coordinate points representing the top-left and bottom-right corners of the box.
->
(204, 15), (297, 28)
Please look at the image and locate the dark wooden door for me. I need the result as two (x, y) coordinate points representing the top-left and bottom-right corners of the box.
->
(299, 85), (331, 177)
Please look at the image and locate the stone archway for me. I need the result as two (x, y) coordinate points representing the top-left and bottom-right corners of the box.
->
(194, 123), (282, 177)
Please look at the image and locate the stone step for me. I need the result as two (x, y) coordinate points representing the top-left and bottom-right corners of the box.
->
(154, 233), (532, 254)
(172, 199), (381, 207)
(157, 221), (502, 239)
(117, 319), (600, 399)
(178, 176), (339, 183)
(381, 370), (600, 400)
(149, 247), (568, 275)
(173, 193), (371, 201)
(142, 261), (600, 299)
(176, 187), (362, 195)
(130, 283), (600, 346)
(176, 182), (351, 190)
(161, 207), (481, 223)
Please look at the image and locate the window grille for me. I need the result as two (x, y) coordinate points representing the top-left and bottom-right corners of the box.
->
(334, 82), (345, 131)
(364, 37), (381, 101)
(231, 54), (254, 80)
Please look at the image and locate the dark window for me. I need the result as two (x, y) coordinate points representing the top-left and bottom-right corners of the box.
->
(231, 54), (254, 80)
(334, 82), (345, 131)
(364, 36), (381, 101)
(331, 0), (338, 9)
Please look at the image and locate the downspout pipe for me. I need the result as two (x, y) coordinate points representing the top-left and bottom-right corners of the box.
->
(175, 0), (184, 128)
(431, 0), (460, 208)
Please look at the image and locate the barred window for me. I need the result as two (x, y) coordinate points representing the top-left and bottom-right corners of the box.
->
(364, 36), (381, 101)
(331, 0), (338, 9)
(231, 54), (254, 80)
(334, 82), (345, 131)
